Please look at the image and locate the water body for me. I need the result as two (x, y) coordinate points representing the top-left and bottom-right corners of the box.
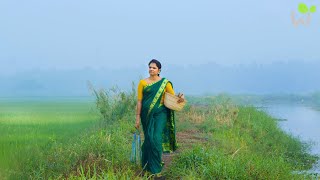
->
(263, 104), (320, 174)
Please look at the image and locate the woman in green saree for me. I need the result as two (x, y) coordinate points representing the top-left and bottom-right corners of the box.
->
(135, 59), (184, 175)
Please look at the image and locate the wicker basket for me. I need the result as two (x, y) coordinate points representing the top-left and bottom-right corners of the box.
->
(164, 92), (186, 111)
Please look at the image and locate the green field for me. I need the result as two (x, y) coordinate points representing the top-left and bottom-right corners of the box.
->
(0, 94), (318, 179)
(0, 98), (99, 178)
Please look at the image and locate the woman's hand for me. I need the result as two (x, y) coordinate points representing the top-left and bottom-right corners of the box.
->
(135, 115), (140, 129)
(177, 93), (185, 103)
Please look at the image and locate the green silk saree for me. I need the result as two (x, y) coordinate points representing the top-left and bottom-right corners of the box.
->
(140, 78), (177, 174)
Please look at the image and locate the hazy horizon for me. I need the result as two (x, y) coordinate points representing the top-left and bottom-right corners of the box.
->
(1, 1), (319, 96)
(1, 0), (320, 74)
(0, 61), (319, 97)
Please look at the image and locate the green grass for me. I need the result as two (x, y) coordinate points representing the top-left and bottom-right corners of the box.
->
(0, 99), (99, 178)
(166, 105), (318, 179)
(0, 94), (318, 179)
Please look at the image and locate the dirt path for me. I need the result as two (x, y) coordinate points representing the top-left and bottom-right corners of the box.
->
(162, 129), (207, 170)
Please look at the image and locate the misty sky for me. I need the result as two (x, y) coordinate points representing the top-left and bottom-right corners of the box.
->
(0, 0), (319, 74)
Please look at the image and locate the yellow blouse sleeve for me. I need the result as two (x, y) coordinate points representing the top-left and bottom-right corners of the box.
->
(160, 81), (175, 104)
(165, 82), (175, 95)
(137, 80), (146, 100)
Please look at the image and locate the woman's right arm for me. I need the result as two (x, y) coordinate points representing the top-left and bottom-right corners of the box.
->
(135, 80), (143, 129)
(135, 100), (142, 129)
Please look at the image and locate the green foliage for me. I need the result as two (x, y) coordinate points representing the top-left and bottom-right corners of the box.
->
(89, 81), (136, 124)
(235, 107), (317, 170)
(0, 100), (99, 179)
(22, 119), (139, 179)
(167, 104), (318, 179)
(1, 93), (318, 179)
(166, 145), (294, 179)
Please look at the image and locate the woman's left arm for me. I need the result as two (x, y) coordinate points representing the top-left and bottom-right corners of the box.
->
(166, 82), (175, 95)
(166, 82), (185, 103)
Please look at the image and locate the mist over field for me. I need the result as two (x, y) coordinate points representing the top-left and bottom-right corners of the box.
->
(1, 60), (319, 96)
(1, 1), (319, 97)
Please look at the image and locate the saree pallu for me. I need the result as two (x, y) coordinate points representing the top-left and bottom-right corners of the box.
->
(140, 78), (177, 174)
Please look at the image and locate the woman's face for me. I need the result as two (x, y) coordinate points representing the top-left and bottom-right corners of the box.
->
(149, 63), (160, 76)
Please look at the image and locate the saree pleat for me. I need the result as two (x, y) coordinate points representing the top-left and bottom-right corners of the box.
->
(140, 78), (177, 174)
